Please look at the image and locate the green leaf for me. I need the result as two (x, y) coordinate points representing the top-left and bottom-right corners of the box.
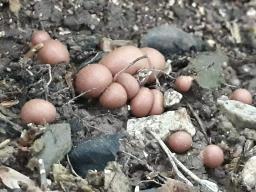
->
(188, 49), (228, 89)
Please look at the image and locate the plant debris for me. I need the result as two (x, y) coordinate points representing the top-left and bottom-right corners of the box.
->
(0, 166), (42, 191)
(188, 49), (228, 89)
(104, 162), (132, 192)
(53, 163), (93, 192)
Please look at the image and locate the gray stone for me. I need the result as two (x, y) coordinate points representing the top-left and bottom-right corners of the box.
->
(127, 108), (196, 143)
(28, 123), (72, 172)
(242, 156), (256, 190)
(217, 97), (256, 129)
(141, 25), (205, 56)
(241, 128), (256, 141)
(164, 89), (183, 108)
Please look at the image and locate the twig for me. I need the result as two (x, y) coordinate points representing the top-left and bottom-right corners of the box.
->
(148, 130), (220, 192)
(66, 155), (80, 177)
(138, 68), (175, 79)
(0, 139), (10, 149)
(24, 43), (44, 59)
(78, 52), (103, 70)
(113, 55), (148, 80)
(222, 82), (237, 88)
(120, 150), (154, 172)
(147, 130), (193, 186)
(186, 103), (209, 144)
(120, 150), (145, 163)
(38, 159), (48, 190)
(46, 64), (52, 87)
(45, 64), (52, 100)
(64, 88), (96, 105)
(0, 112), (22, 132)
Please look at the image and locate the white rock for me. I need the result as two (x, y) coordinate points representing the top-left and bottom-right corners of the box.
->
(127, 108), (196, 142)
(242, 156), (256, 190)
(164, 89), (183, 108)
(217, 97), (256, 129)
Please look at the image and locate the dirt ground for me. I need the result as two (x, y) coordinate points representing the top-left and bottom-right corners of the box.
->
(0, 0), (256, 191)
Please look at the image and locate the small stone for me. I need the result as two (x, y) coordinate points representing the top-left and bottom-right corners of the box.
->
(164, 89), (183, 108)
(141, 25), (205, 56)
(27, 123), (72, 172)
(241, 128), (256, 141)
(217, 97), (256, 129)
(69, 134), (120, 177)
(242, 156), (256, 190)
(127, 108), (196, 144)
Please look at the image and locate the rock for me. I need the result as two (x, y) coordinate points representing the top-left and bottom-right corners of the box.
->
(163, 89), (183, 108)
(27, 123), (72, 172)
(241, 128), (256, 141)
(104, 162), (131, 192)
(242, 156), (256, 190)
(69, 134), (120, 177)
(217, 115), (240, 144)
(64, 10), (100, 31)
(127, 108), (196, 143)
(141, 25), (205, 56)
(217, 97), (256, 129)
(248, 78), (256, 93)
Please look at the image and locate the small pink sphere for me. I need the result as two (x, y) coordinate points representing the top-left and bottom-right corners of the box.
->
(201, 145), (224, 168)
(175, 76), (193, 92)
(31, 31), (51, 45)
(166, 131), (193, 153)
(230, 88), (253, 105)
(20, 99), (57, 125)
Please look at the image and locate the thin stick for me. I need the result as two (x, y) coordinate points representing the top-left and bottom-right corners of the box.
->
(186, 103), (209, 144)
(148, 130), (220, 192)
(38, 159), (48, 190)
(78, 52), (103, 71)
(113, 55), (148, 80)
(0, 139), (10, 149)
(24, 43), (44, 59)
(45, 64), (52, 100)
(120, 150), (154, 172)
(138, 68), (175, 79)
(64, 88), (97, 105)
(147, 130), (193, 186)
(0, 112), (22, 132)
(46, 64), (52, 87)
(66, 155), (80, 177)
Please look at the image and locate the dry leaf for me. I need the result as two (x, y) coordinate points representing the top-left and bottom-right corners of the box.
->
(0, 166), (42, 191)
(188, 49), (227, 89)
(9, 0), (21, 16)
(157, 178), (198, 192)
(0, 100), (19, 108)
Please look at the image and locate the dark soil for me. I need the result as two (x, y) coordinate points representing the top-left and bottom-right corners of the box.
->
(0, 0), (255, 191)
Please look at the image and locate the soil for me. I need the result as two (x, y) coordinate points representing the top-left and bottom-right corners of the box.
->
(0, 0), (255, 191)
